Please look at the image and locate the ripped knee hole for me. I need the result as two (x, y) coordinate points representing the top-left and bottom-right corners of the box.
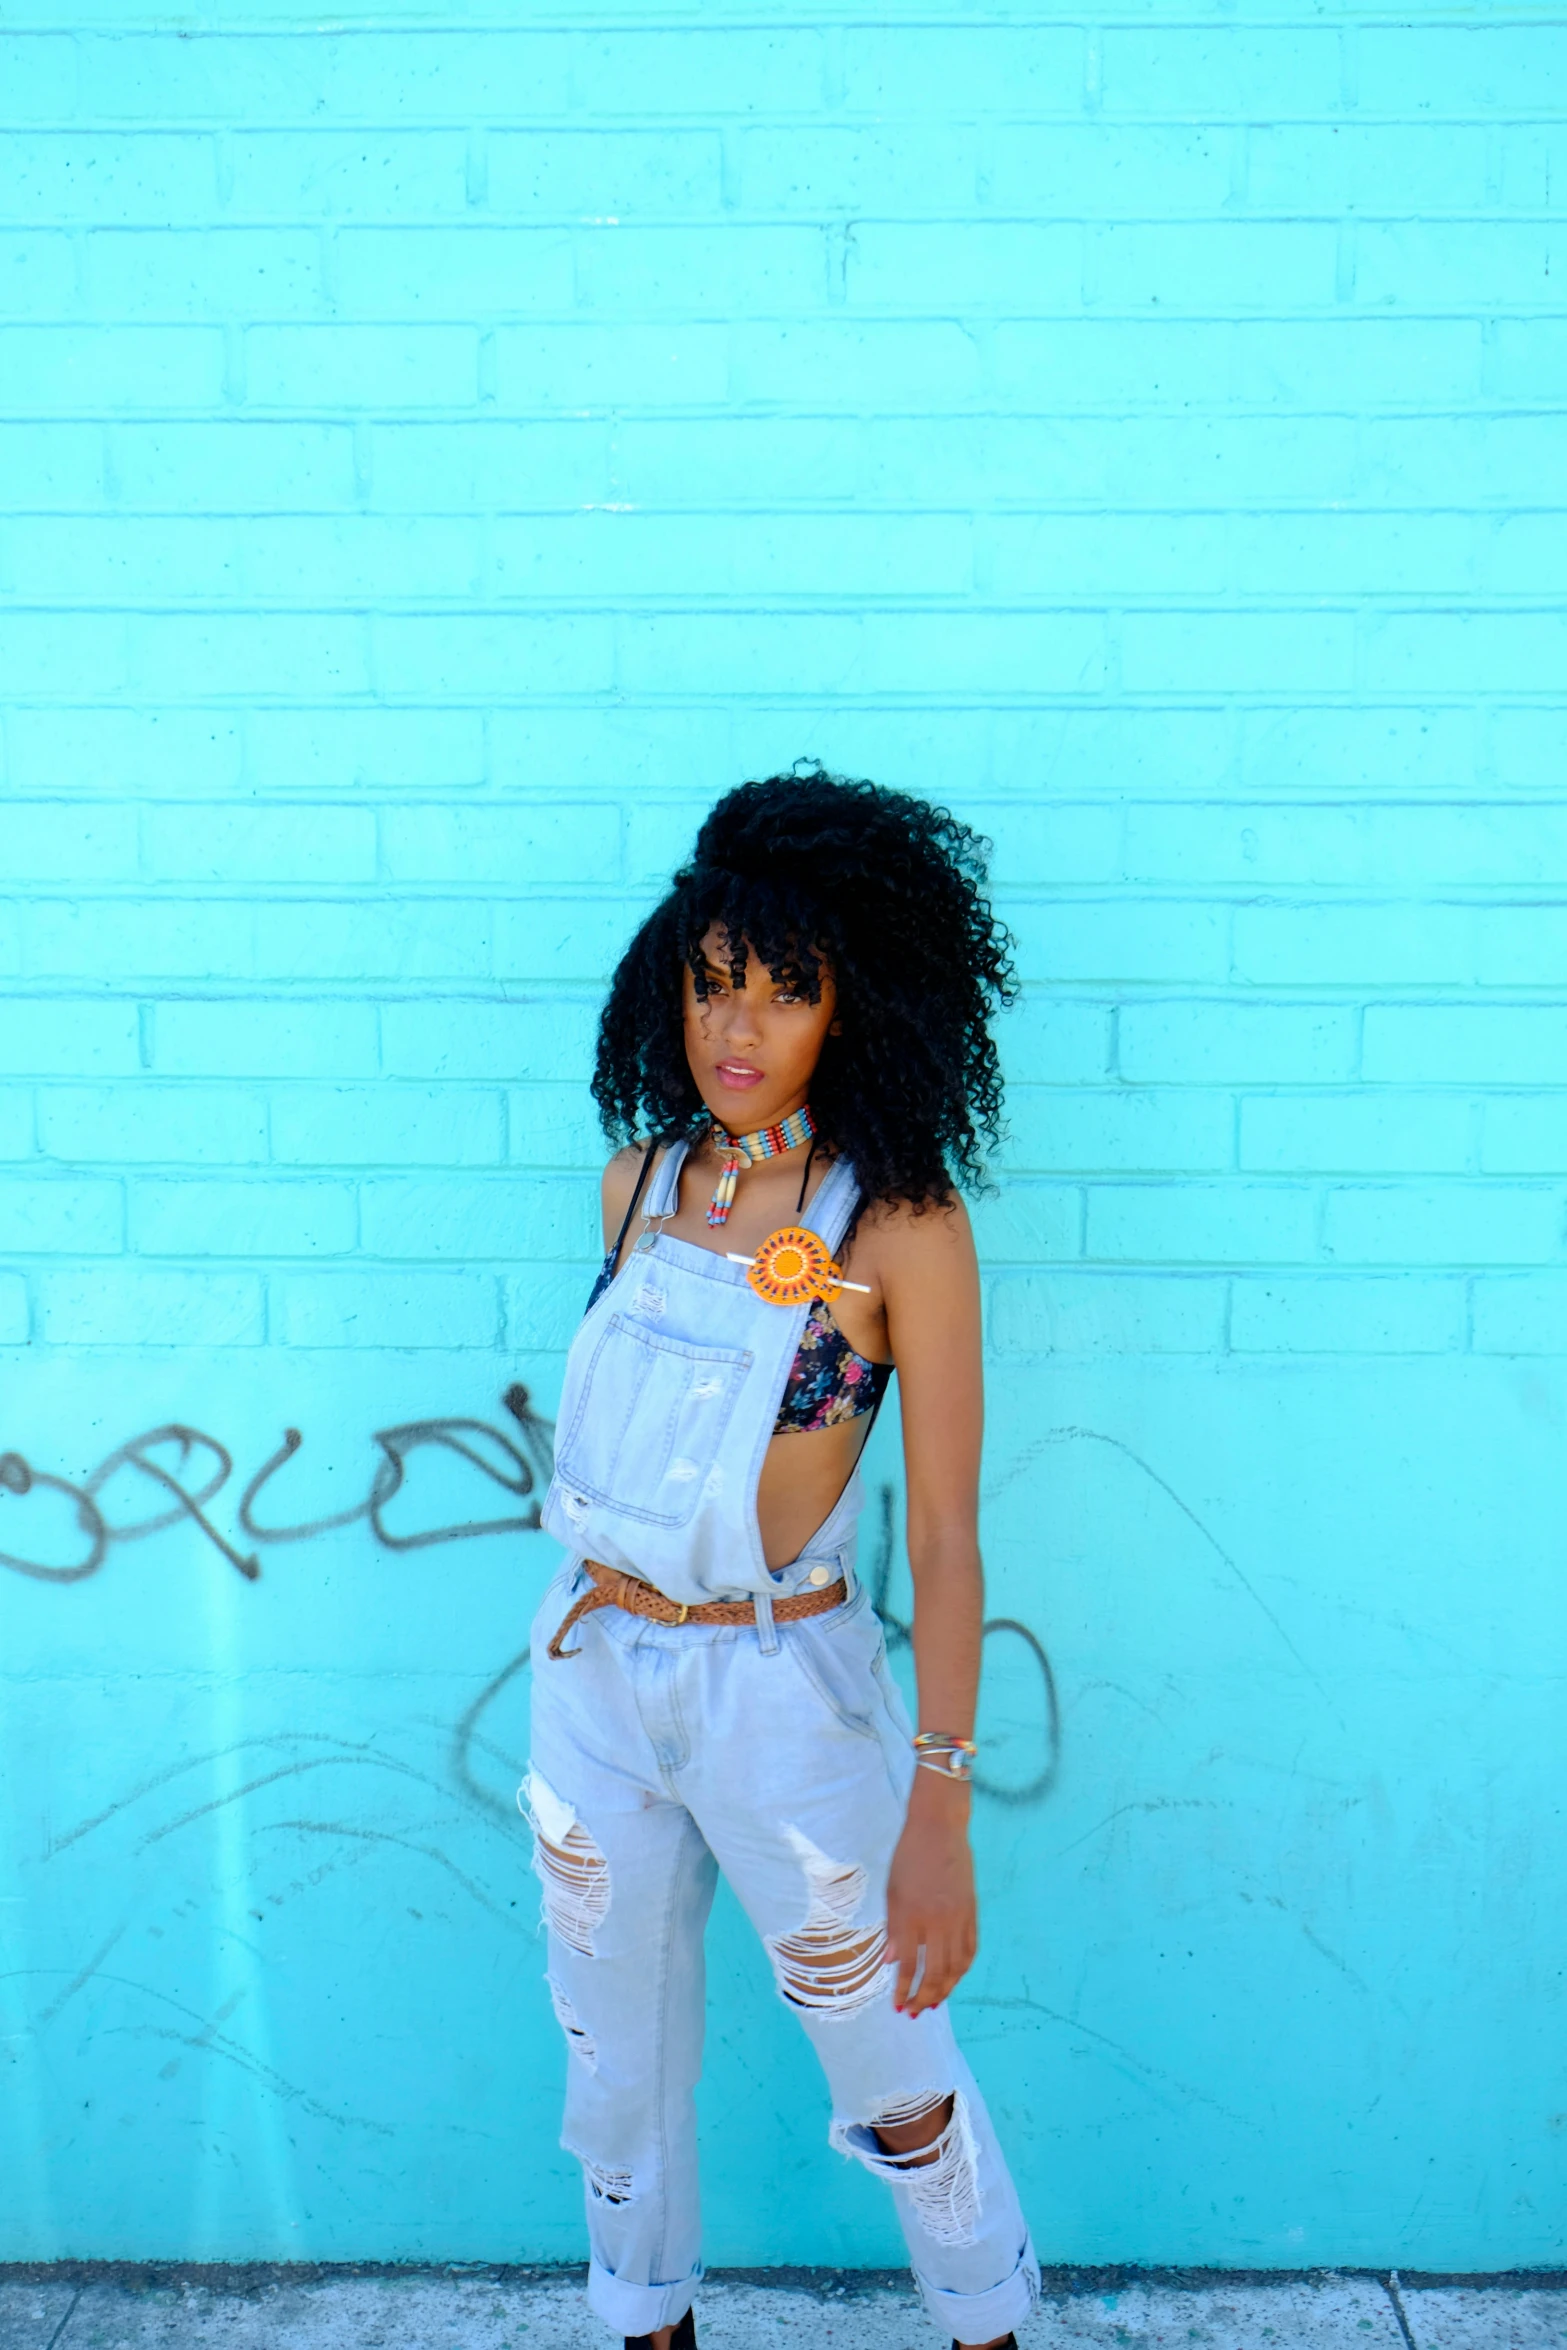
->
(525, 1770), (610, 1958)
(766, 1826), (889, 2016)
(833, 2090), (982, 2249)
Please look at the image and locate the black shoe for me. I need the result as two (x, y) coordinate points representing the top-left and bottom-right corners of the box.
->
(625, 2309), (696, 2350)
(951, 2337), (1017, 2349)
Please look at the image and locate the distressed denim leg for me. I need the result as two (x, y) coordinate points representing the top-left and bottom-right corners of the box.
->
(677, 1605), (1039, 2342)
(528, 1592), (719, 2339)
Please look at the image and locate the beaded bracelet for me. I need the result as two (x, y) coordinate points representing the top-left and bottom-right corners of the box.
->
(912, 1732), (978, 1783)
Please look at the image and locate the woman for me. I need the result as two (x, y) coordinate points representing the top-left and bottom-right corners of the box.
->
(527, 771), (1038, 2349)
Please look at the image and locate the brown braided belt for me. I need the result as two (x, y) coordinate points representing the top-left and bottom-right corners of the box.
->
(546, 1556), (848, 1660)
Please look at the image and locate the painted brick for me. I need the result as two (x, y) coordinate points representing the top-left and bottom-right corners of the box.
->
(1228, 515), (1476, 599)
(847, 225), (1081, 312)
(152, 1001), (379, 1080)
(1101, 28), (1343, 116)
(1359, 27), (1567, 114)
(369, 422), (607, 511)
(131, 1177), (355, 1259)
(360, 1175), (593, 1262)
(0, 327), (224, 411)
(989, 1270), (1228, 1356)
(1120, 1003), (1357, 1086)
(873, 607), (1107, 692)
(1136, 806), (1567, 891)
(613, 417), (861, 505)
(272, 1268), (499, 1348)
(1489, 519), (1567, 600)
(128, 615), (367, 699)
(1234, 907), (1475, 986)
(234, 518), (478, 605)
(1365, 1009), (1567, 1087)
(246, 326), (478, 410)
(1245, 126), (1491, 217)
(736, 128), (976, 217)
(1240, 709), (1476, 798)
(111, 422), (358, 511)
(1361, 417), (1567, 507)
(1230, 322), (1481, 411)
(1481, 1100), (1567, 1177)
(1471, 1277), (1567, 1356)
(1501, 126), (1567, 213)
(251, 900), (493, 985)
(840, 26), (1082, 112)
(1005, 902), (1229, 986)
(1487, 322), (1567, 403)
(0, 615), (125, 696)
(38, 1083), (268, 1166)
(968, 1185), (1082, 1266)
(1324, 1185), (1564, 1268)
(1002, 1088), (1233, 1176)
(1474, 909), (1567, 989)
(0, 804), (137, 882)
(979, 804), (1123, 888)
(492, 901), (640, 985)
(488, 130), (723, 217)
(0, 1088), (35, 1158)
(507, 1083), (602, 1170)
(576, 226), (825, 317)
(1357, 224), (1560, 310)
(0, 903), (20, 978)
(1094, 224), (1337, 311)
(0, 134), (215, 221)
(494, 326), (727, 412)
(16, 516), (240, 602)
(381, 999), (598, 1084)
(225, 131), (470, 221)
(988, 515), (1227, 599)
(0, 1272), (27, 1343)
(380, 805), (619, 887)
(1491, 712), (1567, 797)
(991, 710), (1233, 801)
(1087, 1181), (1317, 1266)
(141, 805), (377, 886)
(75, 32), (574, 123)
(1231, 1277), (1466, 1356)
(20, 899), (256, 984)
(0, 1002), (140, 1078)
(271, 1085), (504, 1169)
(1122, 616), (1355, 696)
(373, 616), (613, 698)
(0, 424), (105, 511)
(0, 36), (77, 122)
(0, 233), (75, 317)
(33, 1265), (264, 1346)
(728, 323), (979, 412)
(989, 125), (1231, 216)
(0, 1176), (122, 1254)
(575, 28), (824, 115)
(1242, 1095), (1473, 1178)
(998, 999), (1111, 1088)
(245, 709), (484, 795)
(84, 229), (323, 318)
(333, 228), (574, 318)
(505, 1265), (601, 1354)
(490, 512), (971, 600)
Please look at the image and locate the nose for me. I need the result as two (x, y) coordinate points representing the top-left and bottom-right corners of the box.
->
(718, 989), (762, 1048)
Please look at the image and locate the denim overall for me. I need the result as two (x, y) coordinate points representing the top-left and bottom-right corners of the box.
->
(528, 1140), (1039, 2341)
(540, 1139), (866, 1608)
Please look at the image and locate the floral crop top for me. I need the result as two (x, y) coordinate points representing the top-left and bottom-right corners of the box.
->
(773, 1299), (894, 1435)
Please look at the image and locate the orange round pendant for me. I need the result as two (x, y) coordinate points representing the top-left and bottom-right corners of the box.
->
(745, 1224), (843, 1307)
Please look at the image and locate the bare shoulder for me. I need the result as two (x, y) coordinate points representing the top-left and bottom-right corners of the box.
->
(854, 1187), (977, 1283)
(601, 1139), (652, 1229)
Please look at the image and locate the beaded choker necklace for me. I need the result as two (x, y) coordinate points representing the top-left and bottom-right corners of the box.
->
(705, 1105), (816, 1227)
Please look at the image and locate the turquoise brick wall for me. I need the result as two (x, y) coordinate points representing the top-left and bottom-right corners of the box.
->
(2, 0), (1565, 2272)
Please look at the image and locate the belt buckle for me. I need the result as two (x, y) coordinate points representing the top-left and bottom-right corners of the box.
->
(676, 1603), (690, 1625)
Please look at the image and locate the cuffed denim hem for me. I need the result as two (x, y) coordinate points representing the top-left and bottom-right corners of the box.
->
(586, 2254), (699, 2337)
(916, 2237), (1040, 2341)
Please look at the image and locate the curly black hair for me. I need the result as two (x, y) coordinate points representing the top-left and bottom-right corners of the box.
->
(591, 769), (1016, 1210)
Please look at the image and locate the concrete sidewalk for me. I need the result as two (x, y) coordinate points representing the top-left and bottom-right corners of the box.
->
(3, 2272), (1565, 2350)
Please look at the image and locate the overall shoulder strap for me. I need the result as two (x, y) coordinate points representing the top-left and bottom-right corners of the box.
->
(644, 1136), (690, 1221)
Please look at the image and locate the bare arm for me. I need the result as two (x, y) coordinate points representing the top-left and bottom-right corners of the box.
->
(874, 1192), (985, 2017)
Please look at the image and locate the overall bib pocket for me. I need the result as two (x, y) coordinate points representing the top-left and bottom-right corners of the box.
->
(554, 1314), (753, 1529)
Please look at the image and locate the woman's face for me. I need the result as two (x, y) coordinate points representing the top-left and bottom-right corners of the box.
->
(682, 925), (838, 1131)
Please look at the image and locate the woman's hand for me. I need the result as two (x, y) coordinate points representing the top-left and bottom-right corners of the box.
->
(884, 1777), (977, 2017)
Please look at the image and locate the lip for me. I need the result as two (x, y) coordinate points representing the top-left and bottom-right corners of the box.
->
(715, 1060), (765, 1088)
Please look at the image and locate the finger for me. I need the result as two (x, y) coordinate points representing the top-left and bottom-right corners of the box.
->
(903, 1935), (953, 2016)
(888, 1928), (920, 2014)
